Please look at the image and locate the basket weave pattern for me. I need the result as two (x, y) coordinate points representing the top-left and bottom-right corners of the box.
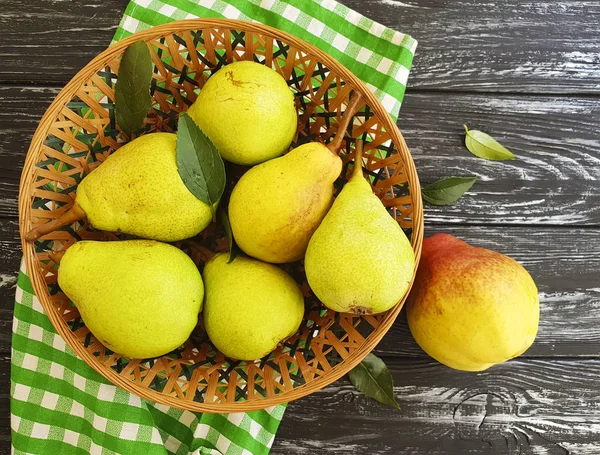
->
(19, 20), (423, 412)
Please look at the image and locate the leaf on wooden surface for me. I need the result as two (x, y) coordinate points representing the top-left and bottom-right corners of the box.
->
(464, 125), (515, 160)
(114, 41), (153, 135)
(176, 113), (226, 210)
(218, 206), (241, 264)
(348, 353), (400, 410)
(422, 176), (477, 206)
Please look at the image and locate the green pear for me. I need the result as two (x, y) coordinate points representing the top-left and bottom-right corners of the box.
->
(58, 240), (204, 359)
(305, 144), (415, 314)
(187, 61), (297, 166)
(75, 132), (214, 241)
(228, 142), (342, 263)
(227, 93), (364, 264)
(203, 253), (304, 360)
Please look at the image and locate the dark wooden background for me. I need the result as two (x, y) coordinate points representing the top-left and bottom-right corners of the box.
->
(1, 0), (599, 453)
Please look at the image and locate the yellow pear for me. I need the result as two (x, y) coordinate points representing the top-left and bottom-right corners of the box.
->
(406, 233), (539, 371)
(304, 141), (415, 314)
(26, 133), (215, 242)
(58, 240), (204, 359)
(228, 93), (364, 263)
(202, 253), (304, 360)
(228, 142), (342, 263)
(187, 61), (297, 166)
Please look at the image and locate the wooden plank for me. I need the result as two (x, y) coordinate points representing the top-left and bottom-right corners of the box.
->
(377, 225), (600, 359)
(0, 0), (126, 85)
(1, 354), (599, 453)
(400, 92), (600, 226)
(0, 180), (18, 220)
(0, 223), (597, 358)
(345, 0), (600, 94)
(273, 358), (600, 454)
(1, 0), (600, 94)
(0, 219), (20, 351)
(2, 86), (599, 225)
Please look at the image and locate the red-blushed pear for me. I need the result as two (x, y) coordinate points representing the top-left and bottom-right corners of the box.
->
(406, 233), (539, 371)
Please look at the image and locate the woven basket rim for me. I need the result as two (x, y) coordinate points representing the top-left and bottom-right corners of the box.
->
(18, 18), (424, 412)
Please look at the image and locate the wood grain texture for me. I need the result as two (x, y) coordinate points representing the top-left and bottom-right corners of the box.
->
(273, 358), (600, 454)
(0, 224), (597, 357)
(2, 0), (600, 94)
(377, 225), (600, 359)
(344, 0), (600, 94)
(1, 0), (600, 453)
(0, 0), (126, 85)
(2, 87), (599, 224)
(402, 93), (600, 226)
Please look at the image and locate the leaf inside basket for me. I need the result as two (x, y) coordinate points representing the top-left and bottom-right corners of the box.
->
(176, 113), (226, 210)
(23, 21), (423, 412)
(114, 41), (153, 135)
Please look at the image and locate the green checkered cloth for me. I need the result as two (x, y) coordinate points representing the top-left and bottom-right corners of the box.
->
(114, 0), (417, 118)
(11, 1), (416, 454)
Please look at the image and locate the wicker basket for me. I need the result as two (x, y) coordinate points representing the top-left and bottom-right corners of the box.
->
(18, 19), (423, 412)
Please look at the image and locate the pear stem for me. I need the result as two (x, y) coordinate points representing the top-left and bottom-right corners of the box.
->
(326, 92), (364, 154)
(25, 203), (86, 242)
(352, 139), (365, 179)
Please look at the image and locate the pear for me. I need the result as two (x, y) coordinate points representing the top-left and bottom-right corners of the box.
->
(26, 133), (215, 242)
(228, 93), (364, 263)
(406, 233), (539, 371)
(57, 240), (204, 359)
(229, 142), (341, 263)
(304, 140), (415, 314)
(202, 253), (304, 360)
(187, 61), (297, 166)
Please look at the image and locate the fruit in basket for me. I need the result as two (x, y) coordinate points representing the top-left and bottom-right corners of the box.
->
(202, 253), (304, 360)
(406, 233), (539, 371)
(304, 140), (415, 314)
(57, 240), (204, 359)
(187, 61), (297, 166)
(228, 93), (364, 263)
(19, 20), (425, 412)
(228, 141), (342, 263)
(26, 133), (216, 242)
(77, 133), (216, 240)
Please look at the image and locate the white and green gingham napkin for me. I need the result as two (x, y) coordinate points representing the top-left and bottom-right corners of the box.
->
(11, 1), (416, 453)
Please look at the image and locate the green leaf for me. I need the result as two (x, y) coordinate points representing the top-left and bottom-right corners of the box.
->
(218, 206), (241, 264)
(114, 42), (153, 135)
(348, 353), (400, 410)
(422, 176), (477, 206)
(176, 113), (226, 209)
(464, 125), (515, 160)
